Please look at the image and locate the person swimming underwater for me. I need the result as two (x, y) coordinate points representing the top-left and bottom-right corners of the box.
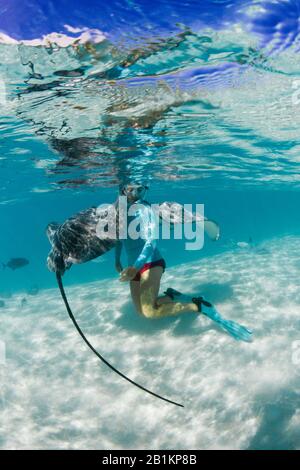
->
(115, 183), (202, 318)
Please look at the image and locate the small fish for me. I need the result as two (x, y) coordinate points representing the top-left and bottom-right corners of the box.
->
(1, 258), (29, 270)
(237, 237), (253, 249)
(237, 241), (250, 249)
(0, 300), (5, 308)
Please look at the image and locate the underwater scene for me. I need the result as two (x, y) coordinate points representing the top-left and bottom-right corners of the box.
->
(1, 0), (300, 450)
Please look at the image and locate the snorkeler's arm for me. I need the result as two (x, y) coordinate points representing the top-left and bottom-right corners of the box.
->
(115, 240), (122, 261)
(115, 240), (123, 272)
(133, 205), (157, 270)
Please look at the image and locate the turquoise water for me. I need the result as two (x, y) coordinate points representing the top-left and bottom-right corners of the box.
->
(1, 1), (300, 450)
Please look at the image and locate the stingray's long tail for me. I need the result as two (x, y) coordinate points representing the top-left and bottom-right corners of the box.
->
(56, 273), (184, 408)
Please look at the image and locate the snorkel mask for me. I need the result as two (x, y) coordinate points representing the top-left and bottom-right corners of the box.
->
(120, 183), (149, 202)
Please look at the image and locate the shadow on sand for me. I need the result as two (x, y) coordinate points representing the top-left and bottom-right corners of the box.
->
(115, 282), (235, 338)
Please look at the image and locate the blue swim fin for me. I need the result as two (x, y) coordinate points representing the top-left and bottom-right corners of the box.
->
(164, 288), (253, 342)
(197, 300), (252, 342)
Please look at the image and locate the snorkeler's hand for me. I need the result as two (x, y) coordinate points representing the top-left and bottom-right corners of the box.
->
(119, 266), (139, 282)
(115, 262), (123, 273)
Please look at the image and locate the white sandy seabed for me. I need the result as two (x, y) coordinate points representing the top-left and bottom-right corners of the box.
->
(1, 236), (300, 450)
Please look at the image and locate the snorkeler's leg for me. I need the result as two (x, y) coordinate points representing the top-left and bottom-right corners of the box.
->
(130, 280), (142, 314)
(156, 295), (175, 305)
(140, 267), (198, 319)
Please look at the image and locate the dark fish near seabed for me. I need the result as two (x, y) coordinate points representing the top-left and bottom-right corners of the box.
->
(1, 258), (29, 270)
(0, 300), (5, 308)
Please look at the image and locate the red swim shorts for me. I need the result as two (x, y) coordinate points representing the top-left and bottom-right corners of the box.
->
(132, 258), (166, 282)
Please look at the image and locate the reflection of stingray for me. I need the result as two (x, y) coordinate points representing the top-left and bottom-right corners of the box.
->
(12, 31), (254, 188)
(13, 35), (200, 186)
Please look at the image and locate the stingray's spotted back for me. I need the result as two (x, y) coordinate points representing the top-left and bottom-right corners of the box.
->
(46, 206), (118, 275)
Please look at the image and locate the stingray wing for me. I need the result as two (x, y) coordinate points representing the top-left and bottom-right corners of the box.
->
(155, 201), (220, 241)
(46, 205), (118, 274)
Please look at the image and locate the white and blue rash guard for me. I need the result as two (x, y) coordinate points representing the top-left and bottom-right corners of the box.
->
(116, 200), (163, 270)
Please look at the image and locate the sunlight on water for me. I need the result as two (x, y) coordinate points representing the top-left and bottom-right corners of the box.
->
(1, 12), (300, 197)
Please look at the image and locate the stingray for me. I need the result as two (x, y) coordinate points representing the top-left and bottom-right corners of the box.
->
(47, 197), (220, 408)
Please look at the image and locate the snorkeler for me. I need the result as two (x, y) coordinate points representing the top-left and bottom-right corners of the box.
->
(115, 183), (202, 318)
(114, 183), (252, 342)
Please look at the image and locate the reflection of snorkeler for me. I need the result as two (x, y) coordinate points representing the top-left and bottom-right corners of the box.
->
(115, 183), (201, 317)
